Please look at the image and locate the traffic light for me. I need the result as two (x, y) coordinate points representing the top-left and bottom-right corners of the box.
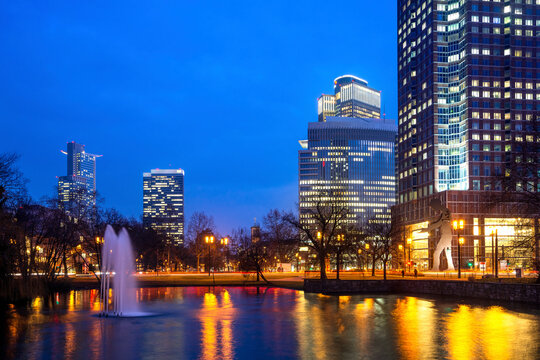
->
(467, 261), (473, 268)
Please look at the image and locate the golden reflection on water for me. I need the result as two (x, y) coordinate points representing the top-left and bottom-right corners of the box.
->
(198, 289), (235, 360)
(393, 297), (436, 360)
(3, 288), (540, 360)
(445, 305), (539, 360)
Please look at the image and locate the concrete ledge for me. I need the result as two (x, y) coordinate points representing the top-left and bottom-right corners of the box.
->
(304, 279), (540, 304)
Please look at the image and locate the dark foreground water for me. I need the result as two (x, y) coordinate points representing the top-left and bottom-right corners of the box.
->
(1, 287), (539, 360)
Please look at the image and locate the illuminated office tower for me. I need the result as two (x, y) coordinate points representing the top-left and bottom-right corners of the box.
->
(394, 0), (539, 270)
(143, 169), (185, 245)
(317, 75), (381, 122)
(299, 117), (397, 226)
(58, 141), (100, 215)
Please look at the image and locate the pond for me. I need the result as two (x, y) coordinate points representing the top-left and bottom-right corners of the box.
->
(2, 287), (539, 359)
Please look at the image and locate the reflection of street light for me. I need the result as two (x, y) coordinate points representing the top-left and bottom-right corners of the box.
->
(458, 237), (465, 279)
(453, 219), (464, 276)
(406, 238), (412, 272)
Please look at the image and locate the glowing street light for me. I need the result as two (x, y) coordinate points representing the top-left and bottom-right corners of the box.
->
(453, 219), (464, 277)
(406, 238), (412, 272)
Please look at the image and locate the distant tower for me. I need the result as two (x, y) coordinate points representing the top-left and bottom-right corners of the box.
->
(58, 141), (101, 215)
(143, 169), (185, 245)
(317, 75), (382, 122)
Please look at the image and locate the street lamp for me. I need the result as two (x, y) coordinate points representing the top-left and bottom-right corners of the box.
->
(491, 229), (498, 278)
(205, 235), (215, 276)
(458, 237), (465, 279)
(336, 234), (345, 280)
(406, 238), (412, 272)
(221, 237), (229, 272)
(398, 244), (404, 270)
(453, 219), (464, 276)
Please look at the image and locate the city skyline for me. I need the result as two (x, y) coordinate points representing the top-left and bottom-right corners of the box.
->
(0, 1), (398, 234)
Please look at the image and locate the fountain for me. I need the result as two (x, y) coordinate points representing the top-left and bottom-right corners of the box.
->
(100, 225), (147, 317)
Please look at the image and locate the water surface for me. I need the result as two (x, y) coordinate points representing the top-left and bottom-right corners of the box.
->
(2, 287), (539, 359)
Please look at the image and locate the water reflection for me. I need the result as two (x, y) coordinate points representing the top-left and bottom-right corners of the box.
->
(1, 287), (539, 360)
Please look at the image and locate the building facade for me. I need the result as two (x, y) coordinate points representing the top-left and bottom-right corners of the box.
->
(317, 75), (382, 122)
(395, 0), (539, 270)
(143, 169), (185, 245)
(58, 141), (100, 215)
(299, 117), (397, 227)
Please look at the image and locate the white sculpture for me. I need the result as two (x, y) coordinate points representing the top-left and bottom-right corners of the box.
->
(422, 199), (454, 271)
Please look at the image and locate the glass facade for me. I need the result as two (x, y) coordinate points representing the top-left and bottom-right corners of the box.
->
(58, 141), (99, 214)
(299, 117), (397, 226)
(395, 0), (539, 270)
(143, 169), (185, 245)
(317, 75), (382, 122)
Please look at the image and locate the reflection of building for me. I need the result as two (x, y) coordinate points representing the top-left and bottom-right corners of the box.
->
(143, 169), (185, 245)
(317, 75), (381, 122)
(58, 141), (101, 215)
(299, 117), (396, 226)
(394, 0), (539, 270)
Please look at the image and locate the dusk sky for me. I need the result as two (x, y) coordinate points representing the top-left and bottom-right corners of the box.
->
(0, 1), (397, 234)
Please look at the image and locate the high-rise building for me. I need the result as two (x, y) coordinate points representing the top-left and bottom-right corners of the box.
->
(299, 116), (397, 226)
(317, 75), (382, 122)
(143, 169), (185, 244)
(395, 0), (539, 270)
(58, 141), (100, 214)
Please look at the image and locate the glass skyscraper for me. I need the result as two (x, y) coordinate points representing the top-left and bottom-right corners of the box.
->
(317, 75), (382, 122)
(58, 141), (100, 214)
(395, 0), (539, 270)
(143, 169), (185, 245)
(299, 116), (397, 226)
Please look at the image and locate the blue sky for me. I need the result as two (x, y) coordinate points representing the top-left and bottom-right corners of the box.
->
(0, 1), (397, 234)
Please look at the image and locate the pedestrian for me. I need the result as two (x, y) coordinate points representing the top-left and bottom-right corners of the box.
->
(414, 268), (418, 278)
(401, 269), (405, 277)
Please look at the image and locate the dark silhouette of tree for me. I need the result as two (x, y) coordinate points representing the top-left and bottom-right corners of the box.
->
(186, 212), (216, 272)
(284, 196), (350, 280)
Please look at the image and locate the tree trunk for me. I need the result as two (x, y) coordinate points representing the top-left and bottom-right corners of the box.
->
(197, 254), (200, 273)
(319, 253), (327, 280)
(371, 254), (376, 276)
(383, 260), (387, 280)
(63, 253), (68, 278)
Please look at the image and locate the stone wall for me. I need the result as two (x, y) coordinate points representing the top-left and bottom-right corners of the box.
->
(303, 279), (540, 304)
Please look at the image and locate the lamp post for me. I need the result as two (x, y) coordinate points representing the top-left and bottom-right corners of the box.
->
(458, 237), (464, 279)
(221, 237), (229, 272)
(205, 235), (215, 276)
(406, 238), (412, 272)
(491, 229), (498, 278)
(452, 219), (464, 276)
(398, 244), (404, 270)
(336, 234), (345, 280)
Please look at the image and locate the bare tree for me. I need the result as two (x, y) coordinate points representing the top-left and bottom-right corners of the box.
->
(262, 209), (298, 267)
(363, 220), (399, 280)
(284, 197), (350, 280)
(186, 212), (216, 272)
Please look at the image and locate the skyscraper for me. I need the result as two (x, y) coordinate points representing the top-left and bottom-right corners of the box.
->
(317, 75), (382, 122)
(299, 116), (397, 226)
(58, 141), (100, 214)
(395, 0), (539, 270)
(143, 169), (185, 244)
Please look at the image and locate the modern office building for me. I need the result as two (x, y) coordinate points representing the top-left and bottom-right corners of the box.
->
(299, 116), (397, 226)
(317, 75), (381, 122)
(143, 169), (185, 245)
(58, 141), (100, 215)
(394, 0), (539, 270)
